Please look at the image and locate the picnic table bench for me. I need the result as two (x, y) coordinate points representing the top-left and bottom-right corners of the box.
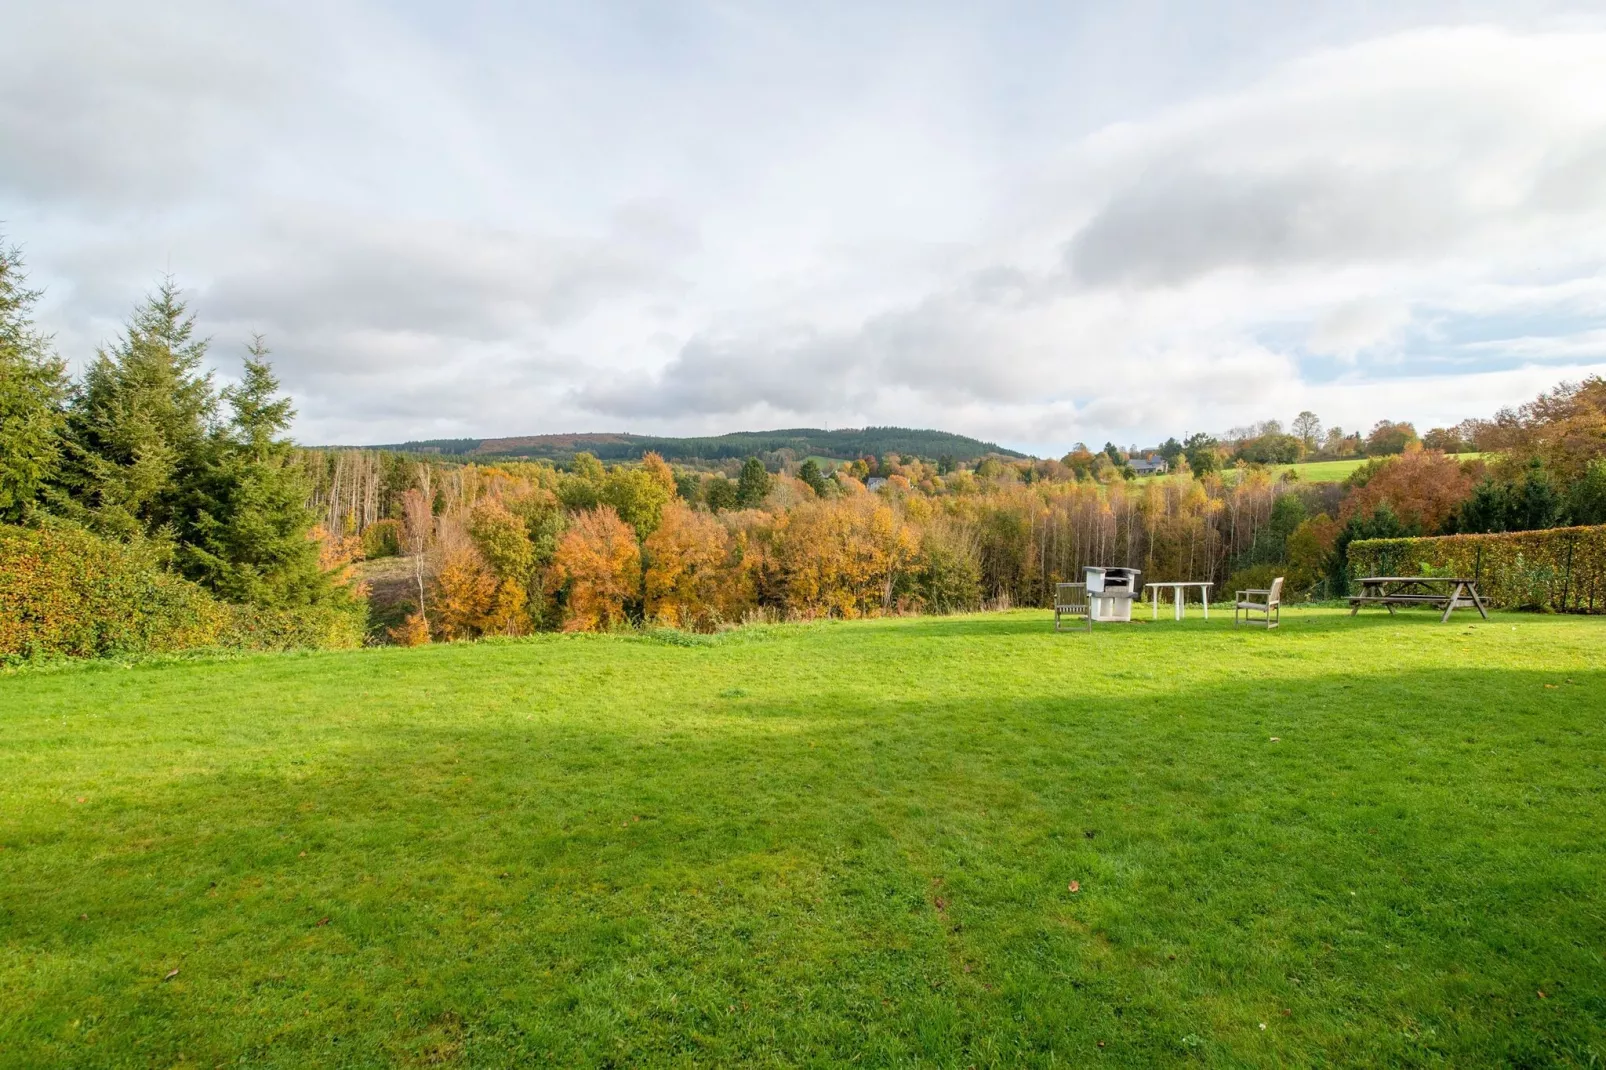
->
(1349, 576), (1488, 623)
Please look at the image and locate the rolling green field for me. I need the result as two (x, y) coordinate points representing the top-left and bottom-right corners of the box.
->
(2, 609), (1603, 1067)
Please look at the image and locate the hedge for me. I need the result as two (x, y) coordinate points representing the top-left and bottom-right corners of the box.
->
(1347, 524), (1606, 613)
(0, 523), (365, 660)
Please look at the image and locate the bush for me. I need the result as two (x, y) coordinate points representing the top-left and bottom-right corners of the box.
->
(1348, 524), (1606, 612)
(1225, 564), (1285, 600)
(0, 522), (364, 660)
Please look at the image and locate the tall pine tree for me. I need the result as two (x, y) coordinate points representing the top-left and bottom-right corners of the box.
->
(180, 337), (338, 607)
(57, 279), (216, 546)
(0, 241), (68, 522)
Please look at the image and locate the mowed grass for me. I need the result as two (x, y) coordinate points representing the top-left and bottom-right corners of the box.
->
(1, 610), (1603, 1068)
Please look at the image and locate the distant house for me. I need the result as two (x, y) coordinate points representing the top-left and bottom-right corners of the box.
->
(1129, 455), (1168, 476)
(865, 476), (889, 491)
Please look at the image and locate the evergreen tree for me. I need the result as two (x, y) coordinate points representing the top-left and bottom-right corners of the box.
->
(1328, 504), (1415, 596)
(1567, 459), (1606, 526)
(0, 241), (68, 522)
(798, 458), (829, 497)
(736, 456), (771, 508)
(57, 279), (216, 546)
(180, 337), (336, 607)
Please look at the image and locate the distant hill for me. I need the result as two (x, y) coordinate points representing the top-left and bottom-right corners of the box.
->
(365, 427), (1027, 463)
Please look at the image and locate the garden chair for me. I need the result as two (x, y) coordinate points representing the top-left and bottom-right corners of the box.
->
(1054, 582), (1090, 633)
(1234, 576), (1283, 629)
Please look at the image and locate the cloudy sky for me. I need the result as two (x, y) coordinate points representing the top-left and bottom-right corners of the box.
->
(4, 1), (1606, 454)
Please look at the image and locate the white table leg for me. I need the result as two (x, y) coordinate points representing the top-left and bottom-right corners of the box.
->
(1152, 588), (1157, 620)
(1174, 585), (1182, 621)
(1203, 586), (1209, 620)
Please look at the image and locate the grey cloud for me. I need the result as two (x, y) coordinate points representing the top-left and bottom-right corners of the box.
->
(1064, 169), (1464, 287)
(0, 1), (311, 208)
(201, 212), (672, 344)
(576, 274), (1060, 419)
(575, 333), (860, 418)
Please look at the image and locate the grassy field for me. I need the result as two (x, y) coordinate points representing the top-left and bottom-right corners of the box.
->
(2, 609), (1603, 1067)
(1217, 453), (1486, 485)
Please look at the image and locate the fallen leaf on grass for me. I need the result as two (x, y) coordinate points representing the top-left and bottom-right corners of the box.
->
(1537, 990), (1547, 999)
(1269, 737), (1281, 743)
(1544, 684), (1558, 690)
(316, 917), (330, 927)
(76, 797), (86, 803)
(298, 851), (306, 857)
(1068, 881), (1081, 893)
(163, 968), (179, 982)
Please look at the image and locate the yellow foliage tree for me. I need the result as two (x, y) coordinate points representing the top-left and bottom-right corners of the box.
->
(553, 506), (641, 631)
(774, 497), (916, 617)
(644, 502), (735, 630)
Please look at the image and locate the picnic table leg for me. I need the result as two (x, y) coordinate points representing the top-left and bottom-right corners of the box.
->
(1441, 584), (1460, 624)
(1203, 588), (1209, 621)
(1175, 585), (1182, 621)
(1470, 583), (1489, 619)
(1152, 590), (1158, 620)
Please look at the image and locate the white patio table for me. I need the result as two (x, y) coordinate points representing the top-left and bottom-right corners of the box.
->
(1143, 581), (1214, 621)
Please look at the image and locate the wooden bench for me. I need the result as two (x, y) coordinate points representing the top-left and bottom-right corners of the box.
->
(1349, 577), (1488, 623)
(1054, 583), (1090, 633)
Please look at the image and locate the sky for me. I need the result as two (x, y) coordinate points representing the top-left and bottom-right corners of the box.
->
(4, 1), (1606, 456)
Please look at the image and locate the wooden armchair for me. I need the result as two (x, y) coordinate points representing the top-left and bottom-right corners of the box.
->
(1234, 576), (1283, 629)
(1054, 583), (1090, 633)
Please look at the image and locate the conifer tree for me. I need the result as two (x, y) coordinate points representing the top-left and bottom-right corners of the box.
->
(736, 456), (771, 508)
(180, 337), (336, 606)
(0, 241), (68, 522)
(57, 279), (216, 545)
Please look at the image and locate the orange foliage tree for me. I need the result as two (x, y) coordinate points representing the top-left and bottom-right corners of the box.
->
(552, 506), (641, 631)
(1340, 449), (1480, 534)
(644, 502), (738, 630)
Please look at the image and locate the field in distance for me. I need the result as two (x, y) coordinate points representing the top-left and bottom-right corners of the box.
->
(2, 609), (1602, 1066)
(1207, 453), (1488, 485)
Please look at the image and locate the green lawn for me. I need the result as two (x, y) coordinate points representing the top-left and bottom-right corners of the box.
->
(2, 609), (1603, 1067)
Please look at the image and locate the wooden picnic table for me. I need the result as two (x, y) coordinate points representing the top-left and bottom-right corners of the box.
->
(1349, 576), (1489, 623)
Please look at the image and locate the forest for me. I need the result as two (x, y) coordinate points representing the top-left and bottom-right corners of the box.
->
(368, 427), (1025, 465)
(3, 238), (1605, 656)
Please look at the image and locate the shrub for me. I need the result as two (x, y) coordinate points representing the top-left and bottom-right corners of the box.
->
(1348, 524), (1606, 612)
(1225, 564), (1285, 599)
(0, 522), (364, 660)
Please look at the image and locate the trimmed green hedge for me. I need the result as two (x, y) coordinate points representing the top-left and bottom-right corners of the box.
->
(1, 523), (364, 661)
(1348, 524), (1606, 613)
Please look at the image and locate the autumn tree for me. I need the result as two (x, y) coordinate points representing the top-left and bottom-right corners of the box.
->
(1339, 449), (1477, 534)
(552, 506), (641, 631)
(1288, 411), (1320, 453)
(1364, 420), (1418, 456)
(644, 502), (735, 630)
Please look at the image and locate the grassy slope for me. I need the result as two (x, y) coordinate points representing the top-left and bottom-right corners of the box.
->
(1, 610), (1603, 1068)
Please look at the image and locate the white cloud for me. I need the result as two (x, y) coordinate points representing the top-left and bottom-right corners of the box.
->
(4, 7), (1606, 453)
